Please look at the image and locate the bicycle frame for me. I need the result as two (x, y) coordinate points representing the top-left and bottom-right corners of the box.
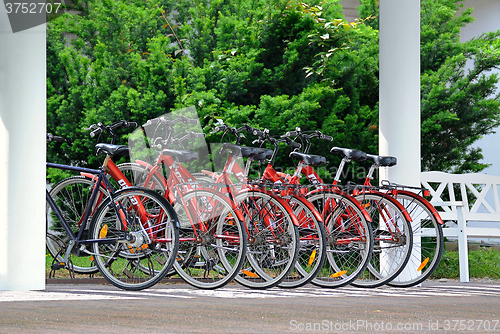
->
(361, 161), (443, 226)
(205, 151), (302, 236)
(128, 151), (247, 242)
(46, 162), (132, 259)
(77, 158), (175, 241)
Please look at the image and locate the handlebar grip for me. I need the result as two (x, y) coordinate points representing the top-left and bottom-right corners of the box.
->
(90, 128), (102, 138)
(324, 135), (333, 141)
(282, 131), (297, 138)
(127, 121), (138, 128)
(46, 133), (65, 142)
(192, 132), (206, 138)
(291, 142), (301, 149)
(144, 118), (161, 127)
(210, 126), (222, 134)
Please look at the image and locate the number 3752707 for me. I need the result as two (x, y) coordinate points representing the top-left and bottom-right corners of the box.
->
(5, 2), (62, 14)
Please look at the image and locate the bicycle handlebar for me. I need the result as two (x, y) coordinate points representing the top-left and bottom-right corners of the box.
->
(281, 129), (333, 142)
(153, 131), (206, 149)
(144, 115), (198, 128)
(85, 120), (138, 143)
(280, 128), (333, 153)
(46, 133), (65, 142)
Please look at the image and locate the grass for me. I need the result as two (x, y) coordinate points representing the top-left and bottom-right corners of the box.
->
(47, 247), (500, 281)
(45, 252), (101, 279)
(431, 247), (500, 279)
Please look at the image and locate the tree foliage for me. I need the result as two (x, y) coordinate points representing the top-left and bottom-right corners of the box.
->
(358, 0), (500, 173)
(46, 0), (500, 183)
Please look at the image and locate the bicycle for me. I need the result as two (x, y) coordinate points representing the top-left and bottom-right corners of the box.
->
(360, 154), (444, 287)
(122, 110), (248, 289)
(46, 134), (179, 290)
(200, 124), (316, 289)
(290, 128), (442, 287)
(242, 125), (374, 288)
(327, 146), (413, 288)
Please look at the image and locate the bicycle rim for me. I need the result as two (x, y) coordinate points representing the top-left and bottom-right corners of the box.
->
(352, 193), (413, 288)
(173, 190), (247, 289)
(234, 191), (300, 289)
(307, 191), (374, 288)
(46, 176), (104, 275)
(388, 193), (444, 287)
(90, 187), (179, 290)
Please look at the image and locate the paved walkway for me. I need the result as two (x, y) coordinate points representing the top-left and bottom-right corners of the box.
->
(1, 281), (499, 333)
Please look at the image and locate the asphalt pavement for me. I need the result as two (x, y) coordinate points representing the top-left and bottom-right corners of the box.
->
(1, 280), (500, 333)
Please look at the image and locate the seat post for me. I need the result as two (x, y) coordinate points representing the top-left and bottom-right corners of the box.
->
(334, 158), (349, 183)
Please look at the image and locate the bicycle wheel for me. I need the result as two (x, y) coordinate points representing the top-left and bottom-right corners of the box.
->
(89, 187), (179, 290)
(307, 191), (373, 288)
(233, 191), (300, 289)
(352, 193), (413, 288)
(388, 192), (444, 287)
(46, 176), (106, 274)
(278, 195), (326, 289)
(173, 189), (247, 289)
(116, 162), (166, 194)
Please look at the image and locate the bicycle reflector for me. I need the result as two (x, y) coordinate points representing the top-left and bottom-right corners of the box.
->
(99, 225), (108, 239)
(242, 270), (259, 278)
(330, 270), (347, 278)
(308, 249), (317, 267)
(417, 257), (430, 272)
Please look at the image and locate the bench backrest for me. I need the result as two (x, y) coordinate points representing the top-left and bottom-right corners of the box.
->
(421, 171), (500, 222)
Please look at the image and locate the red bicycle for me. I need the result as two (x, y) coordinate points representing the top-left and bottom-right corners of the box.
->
(200, 124), (323, 289)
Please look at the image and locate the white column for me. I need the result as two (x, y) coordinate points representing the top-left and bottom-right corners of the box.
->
(379, 0), (421, 186)
(379, 0), (421, 283)
(0, 11), (46, 290)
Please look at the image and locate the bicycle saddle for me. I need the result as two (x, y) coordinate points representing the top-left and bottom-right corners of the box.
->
(289, 152), (326, 167)
(366, 154), (397, 167)
(330, 147), (367, 162)
(162, 149), (199, 162)
(95, 143), (130, 157)
(221, 143), (273, 160)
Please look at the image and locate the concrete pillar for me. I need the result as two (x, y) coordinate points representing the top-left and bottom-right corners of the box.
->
(378, 0), (421, 283)
(379, 0), (421, 186)
(0, 10), (46, 290)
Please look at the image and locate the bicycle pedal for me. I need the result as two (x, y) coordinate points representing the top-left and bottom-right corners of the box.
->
(123, 267), (134, 278)
(155, 255), (166, 266)
(51, 262), (66, 270)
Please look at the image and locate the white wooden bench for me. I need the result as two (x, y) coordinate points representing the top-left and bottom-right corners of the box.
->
(421, 171), (500, 282)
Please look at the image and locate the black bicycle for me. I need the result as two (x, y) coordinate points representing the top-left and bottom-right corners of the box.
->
(46, 134), (179, 290)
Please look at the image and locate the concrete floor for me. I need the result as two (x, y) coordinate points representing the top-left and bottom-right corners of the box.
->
(1, 280), (499, 333)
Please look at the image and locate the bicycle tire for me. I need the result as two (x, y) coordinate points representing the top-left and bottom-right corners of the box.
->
(89, 187), (179, 290)
(307, 191), (374, 288)
(351, 193), (413, 288)
(46, 176), (106, 275)
(172, 189), (247, 289)
(388, 192), (444, 287)
(278, 195), (326, 289)
(233, 190), (300, 289)
(116, 162), (166, 194)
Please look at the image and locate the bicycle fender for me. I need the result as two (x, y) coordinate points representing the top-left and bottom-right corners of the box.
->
(286, 193), (323, 223)
(80, 172), (98, 181)
(355, 190), (413, 222)
(134, 159), (153, 170)
(182, 188), (246, 223)
(237, 188), (300, 227)
(393, 190), (444, 225)
(306, 188), (372, 223)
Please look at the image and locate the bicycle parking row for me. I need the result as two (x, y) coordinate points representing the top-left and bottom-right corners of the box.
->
(46, 105), (444, 291)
